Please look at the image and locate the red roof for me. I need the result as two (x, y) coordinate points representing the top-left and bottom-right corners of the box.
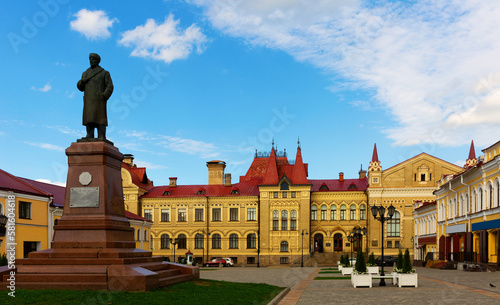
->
(142, 180), (261, 198)
(291, 147), (308, 184)
(125, 210), (152, 222)
(309, 178), (368, 192)
(122, 162), (154, 191)
(0, 168), (66, 207)
(372, 143), (379, 162)
(468, 140), (476, 160)
(262, 148), (279, 185)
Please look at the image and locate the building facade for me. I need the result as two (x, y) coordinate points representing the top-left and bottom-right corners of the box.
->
(435, 141), (500, 265)
(123, 143), (463, 266)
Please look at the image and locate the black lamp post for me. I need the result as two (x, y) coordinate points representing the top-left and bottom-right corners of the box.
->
(347, 227), (367, 266)
(170, 238), (179, 263)
(347, 234), (354, 266)
(371, 204), (396, 286)
(301, 229), (308, 267)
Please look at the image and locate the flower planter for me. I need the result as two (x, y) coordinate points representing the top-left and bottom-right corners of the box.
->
(398, 273), (418, 287)
(341, 267), (353, 275)
(367, 266), (379, 274)
(352, 273), (372, 288)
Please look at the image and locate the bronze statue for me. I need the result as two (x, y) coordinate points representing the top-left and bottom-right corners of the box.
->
(77, 53), (113, 140)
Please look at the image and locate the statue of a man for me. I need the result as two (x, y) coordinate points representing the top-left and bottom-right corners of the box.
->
(77, 53), (113, 140)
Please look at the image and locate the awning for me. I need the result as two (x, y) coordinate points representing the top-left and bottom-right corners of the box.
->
(472, 219), (500, 231)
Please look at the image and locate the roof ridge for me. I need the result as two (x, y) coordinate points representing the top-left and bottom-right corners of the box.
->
(0, 168), (52, 197)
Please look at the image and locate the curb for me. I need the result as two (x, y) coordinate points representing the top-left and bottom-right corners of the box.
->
(268, 287), (290, 305)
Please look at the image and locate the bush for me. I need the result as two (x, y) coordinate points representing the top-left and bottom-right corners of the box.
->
(343, 254), (350, 267)
(354, 248), (367, 273)
(396, 249), (404, 270)
(367, 252), (375, 266)
(0, 253), (7, 266)
(402, 249), (413, 273)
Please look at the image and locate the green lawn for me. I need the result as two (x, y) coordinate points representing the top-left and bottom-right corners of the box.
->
(4, 280), (284, 305)
(320, 268), (339, 271)
(314, 276), (351, 280)
(318, 271), (341, 274)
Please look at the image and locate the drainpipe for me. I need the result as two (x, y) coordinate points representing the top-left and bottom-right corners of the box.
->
(47, 197), (53, 249)
(206, 196), (209, 263)
(257, 195), (260, 267)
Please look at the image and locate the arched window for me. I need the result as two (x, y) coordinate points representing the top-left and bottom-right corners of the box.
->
(321, 205), (327, 220)
(273, 210), (279, 230)
(281, 210), (288, 230)
(195, 233), (204, 249)
(472, 189), (477, 213)
(340, 204), (346, 220)
(496, 180), (500, 208)
(350, 204), (356, 220)
(247, 233), (256, 249)
(290, 210), (297, 230)
(280, 241), (289, 252)
(311, 205), (317, 221)
(387, 211), (400, 237)
(360, 204), (366, 220)
(144, 229), (148, 241)
(464, 193), (469, 214)
(160, 234), (170, 249)
(212, 234), (221, 249)
(229, 234), (239, 249)
(459, 195), (463, 216)
(177, 234), (187, 249)
(137, 229), (141, 241)
(330, 205), (337, 220)
(478, 187), (483, 211)
(488, 183), (493, 209)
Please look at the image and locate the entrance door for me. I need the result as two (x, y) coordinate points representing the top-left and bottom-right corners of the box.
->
(314, 233), (324, 253)
(334, 233), (343, 252)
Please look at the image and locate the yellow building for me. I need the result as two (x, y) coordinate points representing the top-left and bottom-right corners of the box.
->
(0, 168), (152, 259)
(413, 200), (438, 265)
(367, 144), (463, 259)
(435, 140), (500, 266)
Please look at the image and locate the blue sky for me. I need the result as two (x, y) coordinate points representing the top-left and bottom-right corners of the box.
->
(2, 0), (500, 186)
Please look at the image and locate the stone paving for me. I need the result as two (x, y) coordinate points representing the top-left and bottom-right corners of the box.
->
(199, 266), (500, 305)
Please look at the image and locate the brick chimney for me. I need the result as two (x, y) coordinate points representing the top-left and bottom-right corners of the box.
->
(224, 173), (231, 186)
(339, 172), (344, 182)
(169, 177), (177, 187)
(207, 160), (226, 185)
(359, 164), (367, 179)
(123, 154), (134, 166)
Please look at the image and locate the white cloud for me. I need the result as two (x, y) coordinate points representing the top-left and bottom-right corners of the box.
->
(118, 14), (208, 63)
(192, 0), (500, 147)
(134, 161), (168, 170)
(30, 82), (52, 92)
(45, 125), (83, 137)
(70, 9), (117, 40)
(35, 179), (66, 187)
(25, 142), (65, 152)
(121, 130), (219, 159)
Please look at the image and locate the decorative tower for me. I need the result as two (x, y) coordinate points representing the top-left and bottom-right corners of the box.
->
(465, 140), (478, 168)
(368, 143), (382, 187)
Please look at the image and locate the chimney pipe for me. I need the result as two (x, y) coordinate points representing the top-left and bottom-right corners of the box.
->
(224, 174), (231, 186)
(339, 172), (344, 182)
(169, 177), (177, 187)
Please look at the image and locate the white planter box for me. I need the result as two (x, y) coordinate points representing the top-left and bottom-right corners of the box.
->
(367, 266), (379, 274)
(398, 273), (418, 287)
(341, 267), (353, 275)
(352, 273), (372, 288)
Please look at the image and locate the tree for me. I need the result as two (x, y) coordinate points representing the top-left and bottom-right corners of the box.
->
(396, 249), (404, 271)
(354, 248), (367, 273)
(367, 252), (375, 266)
(402, 248), (413, 273)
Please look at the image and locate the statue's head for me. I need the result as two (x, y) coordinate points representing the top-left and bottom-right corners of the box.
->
(89, 53), (101, 68)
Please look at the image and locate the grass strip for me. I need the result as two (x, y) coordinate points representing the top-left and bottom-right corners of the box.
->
(4, 279), (284, 305)
(318, 271), (341, 274)
(320, 268), (339, 271)
(314, 276), (351, 280)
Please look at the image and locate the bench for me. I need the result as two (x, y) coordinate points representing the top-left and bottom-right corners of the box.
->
(372, 274), (397, 285)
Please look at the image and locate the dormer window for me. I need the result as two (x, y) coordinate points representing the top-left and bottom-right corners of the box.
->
(196, 188), (205, 195)
(319, 183), (329, 191)
(230, 187), (240, 195)
(162, 188), (171, 196)
(348, 183), (357, 190)
(280, 182), (289, 190)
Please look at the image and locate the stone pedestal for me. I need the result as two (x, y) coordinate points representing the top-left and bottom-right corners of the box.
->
(3, 141), (198, 291)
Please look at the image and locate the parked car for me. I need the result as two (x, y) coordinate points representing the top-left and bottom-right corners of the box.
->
(374, 255), (397, 267)
(204, 258), (226, 267)
(222, 258), (234, 266)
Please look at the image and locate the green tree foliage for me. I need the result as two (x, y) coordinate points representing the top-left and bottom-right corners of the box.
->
(367, 252), (375, 266)
(354, 248), (367, 273)
(0, 253), (7, 266)
(396, 249), (404, 270)
(402, 248), (413, 273)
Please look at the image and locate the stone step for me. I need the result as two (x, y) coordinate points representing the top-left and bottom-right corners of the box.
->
(158, 274), (192, 287)
(156, 269), (181, 278)
(134, 261), (171, 272)
(10, 273), (107, 283)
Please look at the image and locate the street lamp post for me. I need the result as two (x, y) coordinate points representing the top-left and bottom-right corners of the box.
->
(347, 234), (354, 266)
(170, 238), (179, 263)
(348, 227), (367, 266)
(371, 204), (396, 286)
(301, 229), (308, 267)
